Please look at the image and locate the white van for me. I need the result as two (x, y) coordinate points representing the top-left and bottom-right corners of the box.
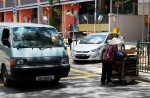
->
(0, 23), (70, 86)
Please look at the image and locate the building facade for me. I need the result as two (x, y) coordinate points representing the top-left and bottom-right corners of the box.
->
(0, 0), (145, 36)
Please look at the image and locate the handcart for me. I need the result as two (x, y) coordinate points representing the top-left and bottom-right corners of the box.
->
(112, 55), (138, 84)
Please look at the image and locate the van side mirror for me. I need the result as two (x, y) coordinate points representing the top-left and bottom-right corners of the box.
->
(2, 39), (10, 48)
(64, 46), (67, 50)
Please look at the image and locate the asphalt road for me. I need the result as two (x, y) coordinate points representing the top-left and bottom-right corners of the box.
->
(0, 60), (150, 98)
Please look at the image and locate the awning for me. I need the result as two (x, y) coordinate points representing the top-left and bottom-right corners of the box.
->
(0, 3), (38, 12)
(59, 0), (94, 5)
(40, 0), (94, 7)
(0, 0), (94, 12)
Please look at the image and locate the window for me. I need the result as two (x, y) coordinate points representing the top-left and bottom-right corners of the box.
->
(1, 28), (10, 47)
(12, 27), (63, 48)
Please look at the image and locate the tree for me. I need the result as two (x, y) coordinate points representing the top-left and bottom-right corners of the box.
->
(48, 0), (61, 30)
(48, 0), (61, 16)
(49, 0), (61, 6)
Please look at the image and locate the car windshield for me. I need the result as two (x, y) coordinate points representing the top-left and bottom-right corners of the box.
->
(79, 34), (106, 44)
(12, 27), (64, 48)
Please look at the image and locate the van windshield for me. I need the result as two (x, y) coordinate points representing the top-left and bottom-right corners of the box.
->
(12, 27), (64, 48)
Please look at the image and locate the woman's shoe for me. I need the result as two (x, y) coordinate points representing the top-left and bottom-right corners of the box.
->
(101, 82), (105, 85)
(106, 82), (114, 86)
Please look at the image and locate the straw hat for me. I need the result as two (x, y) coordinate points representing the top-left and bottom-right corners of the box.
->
(108, 37), (122, 45)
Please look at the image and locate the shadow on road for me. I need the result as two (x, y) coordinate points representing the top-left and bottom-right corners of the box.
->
(73, 60), (102, 65)
(0, 79), (67, 94)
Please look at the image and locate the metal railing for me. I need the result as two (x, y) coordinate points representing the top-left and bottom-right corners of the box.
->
(137, 41), (150, 73)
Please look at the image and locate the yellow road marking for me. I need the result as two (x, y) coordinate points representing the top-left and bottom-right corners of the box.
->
(0, 83), (4, 86)
(0, 68), (99, 86)
(62, 68), (99, 80)
(67, 49), (72, 53)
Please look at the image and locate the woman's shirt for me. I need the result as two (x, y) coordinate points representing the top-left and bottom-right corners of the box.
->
(103, 45), (118, 61)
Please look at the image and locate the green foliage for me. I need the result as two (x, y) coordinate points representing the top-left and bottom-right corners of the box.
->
(49, 0), (61, 6)
(53, 7), (62, 16)
(49, 18), (60, 30)
(48, 0), (62, 16)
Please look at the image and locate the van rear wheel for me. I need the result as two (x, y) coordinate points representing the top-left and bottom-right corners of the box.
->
(2, 67), (12, 87)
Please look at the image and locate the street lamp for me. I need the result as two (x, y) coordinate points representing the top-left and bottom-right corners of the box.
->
(83, 15), (88, 34)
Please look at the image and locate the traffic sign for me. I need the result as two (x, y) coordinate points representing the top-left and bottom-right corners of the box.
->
(13, 8), (16, 15)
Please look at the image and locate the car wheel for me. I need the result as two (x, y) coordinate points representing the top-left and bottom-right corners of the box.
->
(2, 66), (12, 87)
(121, 44), (125, 50)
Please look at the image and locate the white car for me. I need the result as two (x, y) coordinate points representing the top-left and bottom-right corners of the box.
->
(71, 32), (125, 62)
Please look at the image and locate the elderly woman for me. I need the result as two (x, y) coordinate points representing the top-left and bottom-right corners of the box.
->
(101, 37), (121, 86)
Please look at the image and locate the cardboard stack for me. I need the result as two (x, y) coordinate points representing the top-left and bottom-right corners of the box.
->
(112, 48), (138, 79)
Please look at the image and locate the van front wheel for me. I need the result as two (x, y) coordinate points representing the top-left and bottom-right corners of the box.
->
(2, 67), (12, 87)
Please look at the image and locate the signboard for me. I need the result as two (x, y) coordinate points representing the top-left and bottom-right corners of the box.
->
(13, 8), (16, 15)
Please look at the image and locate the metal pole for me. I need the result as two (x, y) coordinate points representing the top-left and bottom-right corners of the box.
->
(148, 0), (150, 42)
(87, 20), (88, 34)
(148, 0), (150, 66)
(117, 1), (119, 28)
(94, 0), (97, 33)
(122, 0), (124, 13)
(72, 4), (75, 46)
(48, 7), (50, 25)
(109, 0), (113, 32)
(142, 0), (144, 41)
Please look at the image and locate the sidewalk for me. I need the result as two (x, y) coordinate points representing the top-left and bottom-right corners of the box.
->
(67, 42), (150, 83)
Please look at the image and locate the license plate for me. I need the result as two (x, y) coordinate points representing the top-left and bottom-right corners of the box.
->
(76, 54), (86, 56)
(36, 75), (54, 81)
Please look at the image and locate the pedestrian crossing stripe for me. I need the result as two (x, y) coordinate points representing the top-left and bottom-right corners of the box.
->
(62, 68), (99, 80)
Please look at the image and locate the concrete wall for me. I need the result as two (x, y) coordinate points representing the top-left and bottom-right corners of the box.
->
(19, 9), (31, 22)
(4, 11), (13, 22)
(111, 15), (147, 42)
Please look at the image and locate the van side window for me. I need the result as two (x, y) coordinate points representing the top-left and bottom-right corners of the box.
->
(1, 28), (10, 47)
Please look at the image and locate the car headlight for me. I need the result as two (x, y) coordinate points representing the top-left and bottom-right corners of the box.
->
(16, 59), (27, 65)
(72, 49), (76, 52)
(10, 59), (27, 66)
(91, 47), (101, 52)
(60, 57), (69, 64)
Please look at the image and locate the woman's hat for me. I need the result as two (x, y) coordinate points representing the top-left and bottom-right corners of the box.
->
(108, 37), (122, 45)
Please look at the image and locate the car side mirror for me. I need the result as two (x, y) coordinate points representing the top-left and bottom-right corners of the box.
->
(64, 46), (67, 50)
